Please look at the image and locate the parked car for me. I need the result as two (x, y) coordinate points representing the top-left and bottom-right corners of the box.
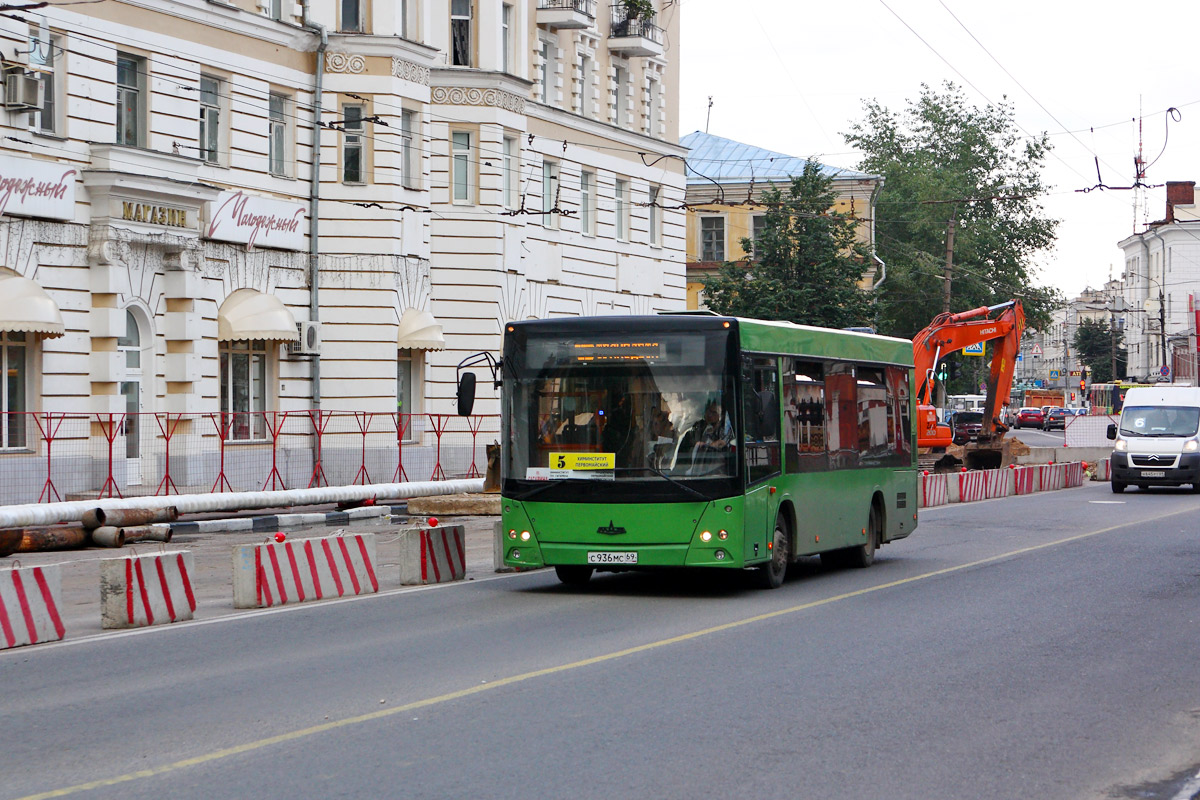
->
(1014, 407), (1044, 429)
(1043, 406), (1069, 430)
(951, 411), (984, 444)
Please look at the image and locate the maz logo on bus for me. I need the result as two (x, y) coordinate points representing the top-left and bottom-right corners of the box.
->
(597, 521), (628, 536)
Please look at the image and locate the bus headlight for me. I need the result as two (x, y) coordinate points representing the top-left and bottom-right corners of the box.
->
(1185, 439), (1199, 452)
(508, 529), (517, 539)
(520, 531), (531, 541)
(700, 530), (712, 542)
(1114, 438), (1128, 452)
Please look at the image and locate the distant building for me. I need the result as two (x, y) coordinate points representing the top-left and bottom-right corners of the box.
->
(678, 131), (883, 310)
(1117, 181), (1200, 383)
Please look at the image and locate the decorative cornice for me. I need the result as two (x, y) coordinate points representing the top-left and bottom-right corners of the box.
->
(326, 51), (366, 74)
(392, 57), (431, 86)
(431, 86), (525, 114)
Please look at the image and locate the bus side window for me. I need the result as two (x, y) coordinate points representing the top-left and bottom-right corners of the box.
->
(784, 359), (827, 473)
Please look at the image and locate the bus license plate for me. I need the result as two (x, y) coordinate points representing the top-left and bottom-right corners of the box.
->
(1141, 470), (1165, 478)
(587, 551), (637, 565)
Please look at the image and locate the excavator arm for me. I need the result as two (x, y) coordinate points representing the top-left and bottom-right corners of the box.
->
(912, 300), (1026, 449)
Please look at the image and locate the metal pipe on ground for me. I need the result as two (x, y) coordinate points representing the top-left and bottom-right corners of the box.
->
(90, 526), (125, 547)
(119, 526), (172, 544)
(14, 525), (88, 552)
(0, 479), (486, 529)
(81, 507), (179, 530)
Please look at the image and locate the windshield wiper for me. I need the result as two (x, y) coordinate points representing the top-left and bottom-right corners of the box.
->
(615, 466), (711, 501)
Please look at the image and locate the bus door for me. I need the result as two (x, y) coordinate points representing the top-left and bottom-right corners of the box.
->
(741, 356), (782, 563)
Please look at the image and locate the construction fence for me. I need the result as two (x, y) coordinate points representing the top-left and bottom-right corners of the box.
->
(0, 412), (500, 506)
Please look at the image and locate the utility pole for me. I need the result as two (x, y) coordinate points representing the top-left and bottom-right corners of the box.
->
(942, 216), (956, 314)
(1158, 287), (1167, 374)
(1110, 309), (1117, 381)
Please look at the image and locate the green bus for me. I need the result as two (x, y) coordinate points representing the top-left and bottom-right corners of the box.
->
(459, 313), (918, 588)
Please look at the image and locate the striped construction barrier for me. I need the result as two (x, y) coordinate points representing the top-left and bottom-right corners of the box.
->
(1064, 461), (1085, 488)
(1040, 463), (1067, 492)
(958, 470), (987, 503)
(1092, 459), (1111, 481)
(233, 532), (379, 609)
(982, 468), (1013, 499)
(1014, 465), (1039, 495)
(100, 551), (196, 630)
(920, 472), (949, 508)
(400, 525), (467, 585)
(0, 564), (65, 649)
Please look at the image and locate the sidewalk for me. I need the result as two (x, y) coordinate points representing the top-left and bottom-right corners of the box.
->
(1, 513), (503, 642)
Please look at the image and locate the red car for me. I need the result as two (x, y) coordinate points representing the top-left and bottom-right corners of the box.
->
(1014, 407), (1044, 429)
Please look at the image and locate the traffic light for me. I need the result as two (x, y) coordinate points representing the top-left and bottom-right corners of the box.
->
(937, 362), (948, 381)
(949, 360), (962, 380)
(1079, 378), (1085, 392)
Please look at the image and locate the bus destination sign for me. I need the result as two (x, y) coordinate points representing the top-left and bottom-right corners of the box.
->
(572, 341), (663, 362)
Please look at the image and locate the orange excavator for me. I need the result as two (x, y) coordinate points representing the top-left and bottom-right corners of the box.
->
(912, 300), (1025, 468)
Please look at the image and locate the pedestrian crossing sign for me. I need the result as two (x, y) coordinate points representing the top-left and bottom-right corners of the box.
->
(1049, 369), (1061, 380)
(963, 342), (984, 357)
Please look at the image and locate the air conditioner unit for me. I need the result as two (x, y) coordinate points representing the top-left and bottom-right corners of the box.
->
(289, 321), (321, 356)
(5, 73), (44, 111)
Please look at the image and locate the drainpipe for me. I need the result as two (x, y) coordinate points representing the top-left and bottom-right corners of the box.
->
(304, 15), (327, 413)
(869, 180), (886, 291)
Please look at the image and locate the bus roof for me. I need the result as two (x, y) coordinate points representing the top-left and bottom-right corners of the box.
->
(507, 315), (913, 367)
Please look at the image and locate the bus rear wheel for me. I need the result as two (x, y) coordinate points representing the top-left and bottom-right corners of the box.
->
(555, 565), (594, 586)
(756, 518), (790, 589)
(845, 503), (881, 569)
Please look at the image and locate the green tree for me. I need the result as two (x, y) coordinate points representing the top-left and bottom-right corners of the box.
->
(700, 160), (873, 329)
(1073, 317), (1127, 383)
(843, 82), (1061, 338)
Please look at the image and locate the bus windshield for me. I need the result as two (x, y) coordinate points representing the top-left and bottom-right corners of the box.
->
(506, 327), (738, 494)
(1119, 405), (1200, 437)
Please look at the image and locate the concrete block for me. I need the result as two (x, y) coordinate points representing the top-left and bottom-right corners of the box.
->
(0, 564), (65, 649)
(400, 525), (466, 585)
(233, 532), (378, 608)
(100, 551), (196, 629)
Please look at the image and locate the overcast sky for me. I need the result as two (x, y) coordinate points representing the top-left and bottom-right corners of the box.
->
(677, 0), (1200, 299)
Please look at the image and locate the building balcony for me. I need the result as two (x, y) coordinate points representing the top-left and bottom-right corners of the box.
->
(536, 0), (596, 30)
(607, 10), (664, 58)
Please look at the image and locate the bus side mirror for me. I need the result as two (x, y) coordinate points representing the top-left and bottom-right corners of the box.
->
(457, 372), (477, 416)
(1106, 424), (1117, 440)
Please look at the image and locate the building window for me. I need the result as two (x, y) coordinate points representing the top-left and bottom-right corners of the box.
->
(268, 0), (282, 20)
(342, 104), (366, 184)
(341, 0), (365, 32)
(1, 331), (27, 450)
(614, 66), (626, 127)
(451, 0), (472, 67)
(451, 130), (473, 203)
(701, 216), (725, 261)
(199, 75), (222, 164)
(502, 4), (513, 73)
(397, 351), (413, 415)
(615, 177), (629, 241)
(503, 135), (518, 209)
(116, 53), (144, 147)
(400, 0), (412, 39)
(649, 184), (661, 247)
(542, 160), (560, 228)
(401, 109), (417, 189)
(579, 55), (591, 118)
(220, 340), (269, 441)
(539, 40), (552, 104)
(751, 214), (768, 257)
(580, 170), (595, 236)
(29, 33), (62, 136)
(268, 92), (289, 177)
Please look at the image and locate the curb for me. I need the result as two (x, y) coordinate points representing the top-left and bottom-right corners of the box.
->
(160, 503), (409, 536)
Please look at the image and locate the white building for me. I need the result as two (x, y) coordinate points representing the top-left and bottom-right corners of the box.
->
(0, 0), (685, 503)
(1117, 181), (1200, 382)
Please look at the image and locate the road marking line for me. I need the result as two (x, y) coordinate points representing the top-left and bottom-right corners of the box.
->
(16, 505), (1196, 800)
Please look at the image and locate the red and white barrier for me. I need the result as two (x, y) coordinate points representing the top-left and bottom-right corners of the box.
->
(1013, 465), (1039, 495)
(983, 468), (1013, 499)
(100, 551), (196, 630)
(0, 564), (64, 649)
(920, 473), (949, 507)
(233, 533), (379, 609)
(1093, 459), (1111, 481)
(1064, 461), (1085, 487)
(958, 470), (987, 503)
(400, 525), (467, 585)
(1039, 463), (1067, 492)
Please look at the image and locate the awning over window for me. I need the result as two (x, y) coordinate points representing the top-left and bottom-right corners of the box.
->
(218, 288), (299, 342)
(0, 274), (64, 338)
(396, 307), (445, 350)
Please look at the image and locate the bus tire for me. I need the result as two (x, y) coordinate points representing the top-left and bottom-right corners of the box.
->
(555, 565), (593, 586)
(756, 517), (790, 589)
(846, 502), (881, 569)
(1111, 481), (1125, 494)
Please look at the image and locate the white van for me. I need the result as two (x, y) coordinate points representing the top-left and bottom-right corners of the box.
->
(1106, 386), (1200, 493)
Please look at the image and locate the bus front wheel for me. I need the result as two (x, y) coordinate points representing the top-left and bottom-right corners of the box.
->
(555, 565), (594, 586)
(756, 518), (790, 589)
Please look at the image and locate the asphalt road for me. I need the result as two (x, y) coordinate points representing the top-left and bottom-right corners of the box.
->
(4, 482), (1200, 800)
(1006, 425), (1068, 446)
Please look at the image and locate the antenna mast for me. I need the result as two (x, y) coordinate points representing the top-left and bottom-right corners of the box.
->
(705, 96), (713, 133)
(1133, 96), (1147, 232)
